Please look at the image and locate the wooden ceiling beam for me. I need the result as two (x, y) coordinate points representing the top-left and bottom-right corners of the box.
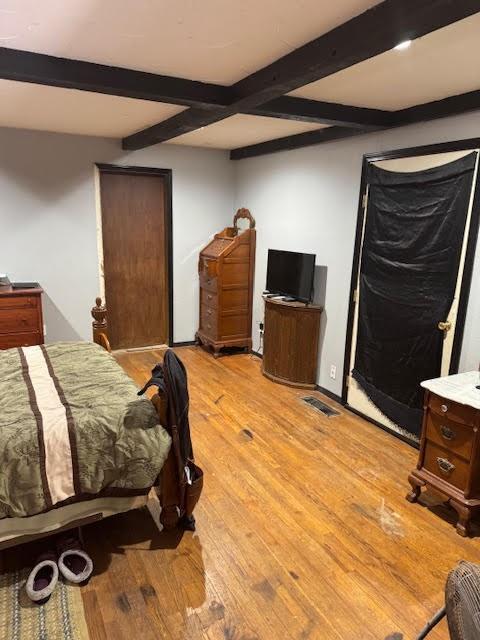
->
(246, 96), (395, 129)
(396, 88), (480, 125)
(229, 127), (371, 160)
(0, 47), (232, 109)
(122, 0), (480, 150)
(230, 88), (480, 159)
(0, 47), (394, 130)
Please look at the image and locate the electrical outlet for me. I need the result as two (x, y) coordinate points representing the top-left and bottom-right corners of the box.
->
(330, 364), (336, 380)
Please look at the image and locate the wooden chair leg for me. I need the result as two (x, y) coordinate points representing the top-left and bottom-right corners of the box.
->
(157, 451), (181, 530)
(151, 392), (181, 530)
(160, 505), (180, 530)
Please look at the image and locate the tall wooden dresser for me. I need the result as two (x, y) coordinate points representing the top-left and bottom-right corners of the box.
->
(0, 285), (44, 349)
(196, 209), (256, 357)
(407, 371), (480, 536)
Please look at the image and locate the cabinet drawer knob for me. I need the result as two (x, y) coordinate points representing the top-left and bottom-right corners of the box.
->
(207, 309), (212, 315)
(440, 404), (448, 413)
(436, 457), (455, 475)
(207, 295), (212, 301)
(440, 425), (455, 441)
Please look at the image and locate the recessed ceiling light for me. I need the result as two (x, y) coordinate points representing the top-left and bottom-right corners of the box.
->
(394, 40), (412, 51)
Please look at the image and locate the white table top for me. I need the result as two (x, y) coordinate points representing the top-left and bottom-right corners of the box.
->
(421, 371), (480, 410)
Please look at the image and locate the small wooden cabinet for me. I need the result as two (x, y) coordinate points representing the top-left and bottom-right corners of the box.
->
(196, 209), (256, 357)
(407, 373), (480, 536)
(262, 297), (322, 389)
(0, 285), (44, 349)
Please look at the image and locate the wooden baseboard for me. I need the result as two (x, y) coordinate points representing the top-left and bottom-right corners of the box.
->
(170, 340), (197, 348)
(345, 403), (419, 449)
(314, 385), (344, 405)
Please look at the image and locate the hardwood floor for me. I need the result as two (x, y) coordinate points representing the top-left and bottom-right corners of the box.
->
(4, 346), (480, 639)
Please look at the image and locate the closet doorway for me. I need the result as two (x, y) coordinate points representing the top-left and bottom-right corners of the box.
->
(343, 141), (480, 443)
(97, 164), (173, 350)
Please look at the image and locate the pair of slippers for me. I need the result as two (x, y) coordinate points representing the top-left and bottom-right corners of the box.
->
(26, 534), (93, 605)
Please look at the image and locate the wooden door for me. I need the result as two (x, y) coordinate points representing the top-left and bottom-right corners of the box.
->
(99, 169), (170, 350)
(345, 149), (480, 441)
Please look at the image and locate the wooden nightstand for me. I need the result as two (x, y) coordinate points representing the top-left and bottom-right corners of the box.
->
(0, 285), (44, 349)
(407, 372), (480, 536)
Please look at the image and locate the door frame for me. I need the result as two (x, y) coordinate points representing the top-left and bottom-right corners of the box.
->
(95, 163), (174, 347)
(341, 138), (480, 442)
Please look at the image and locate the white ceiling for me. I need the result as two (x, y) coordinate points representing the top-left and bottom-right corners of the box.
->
(0, 0), (380, 84)
(169, 115), (327, 149)
(0, 80), (185, 137)
(0, 2), (479, 148)
(290, 13), (480, 110)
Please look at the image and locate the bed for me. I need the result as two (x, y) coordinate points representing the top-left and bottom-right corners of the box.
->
(0, 299), (182, 549)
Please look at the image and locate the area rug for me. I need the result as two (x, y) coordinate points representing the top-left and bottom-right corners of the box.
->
(0, 568), (89, 640)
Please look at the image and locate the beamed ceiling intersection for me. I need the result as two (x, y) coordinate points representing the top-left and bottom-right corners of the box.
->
(1, 0), (479, 159)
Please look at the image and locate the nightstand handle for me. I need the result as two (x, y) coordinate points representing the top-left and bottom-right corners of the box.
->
(437, 457), (455, 474)
(440, 404), (448, 413)
(440, 426), (455, 441)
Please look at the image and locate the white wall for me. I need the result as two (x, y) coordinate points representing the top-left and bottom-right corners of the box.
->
(2, 114), (480, 386)
(0, 128), (234, 343)
(234, 112), (480, 396)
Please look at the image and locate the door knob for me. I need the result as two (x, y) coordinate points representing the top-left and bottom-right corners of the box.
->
(438, 321), (452, 332)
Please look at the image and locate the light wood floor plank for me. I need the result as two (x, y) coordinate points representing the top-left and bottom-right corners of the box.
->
(3, 347), (480, 639)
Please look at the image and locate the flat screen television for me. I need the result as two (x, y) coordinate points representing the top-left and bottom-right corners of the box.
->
(266, 249), (316, 303)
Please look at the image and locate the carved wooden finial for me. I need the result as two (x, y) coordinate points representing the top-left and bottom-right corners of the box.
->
(91, 297), (111, 352)
(91, 297), (107, 328)
(233, 208), (255, 230)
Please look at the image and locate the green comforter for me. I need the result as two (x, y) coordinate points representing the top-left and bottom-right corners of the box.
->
(0, 342), (171, 518)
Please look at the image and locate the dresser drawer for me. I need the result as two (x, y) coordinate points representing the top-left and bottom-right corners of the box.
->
(428, 393), (478, 427)
(426, 410), (474, 461)
(201, 303), (217, 324)
(219, 314), (248, 338)
(0, 307), (39, 334)
(222, 288), (248, 311)
(0, 295), (38, 310)
(200, 307), (217, 337)
(198, 257), (218, 278)
(200, 288), (218, 308)
(423, 441), (469, 491)
(0, 331), (42, 349)
(199, 273), (217, 293)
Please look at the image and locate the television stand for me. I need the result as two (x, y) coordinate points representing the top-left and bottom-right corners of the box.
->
(262, 297), (322, 389)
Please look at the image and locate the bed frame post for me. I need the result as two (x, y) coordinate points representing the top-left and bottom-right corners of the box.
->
(91, 297), (111, 352)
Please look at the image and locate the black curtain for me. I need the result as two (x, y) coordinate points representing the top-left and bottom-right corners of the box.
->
(352, 152), (477, 437)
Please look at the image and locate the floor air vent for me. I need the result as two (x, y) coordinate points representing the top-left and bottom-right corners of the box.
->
(302, 396), (340, 417)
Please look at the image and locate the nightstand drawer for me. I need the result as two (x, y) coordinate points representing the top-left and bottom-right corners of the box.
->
(428, 393), (478, 427)
(426, 411), (474, 461)
(0, 295), (37, 310)
(0, 332), (42, 349)
(0, 308), (38, 334)
(423, 441), (469, 491)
